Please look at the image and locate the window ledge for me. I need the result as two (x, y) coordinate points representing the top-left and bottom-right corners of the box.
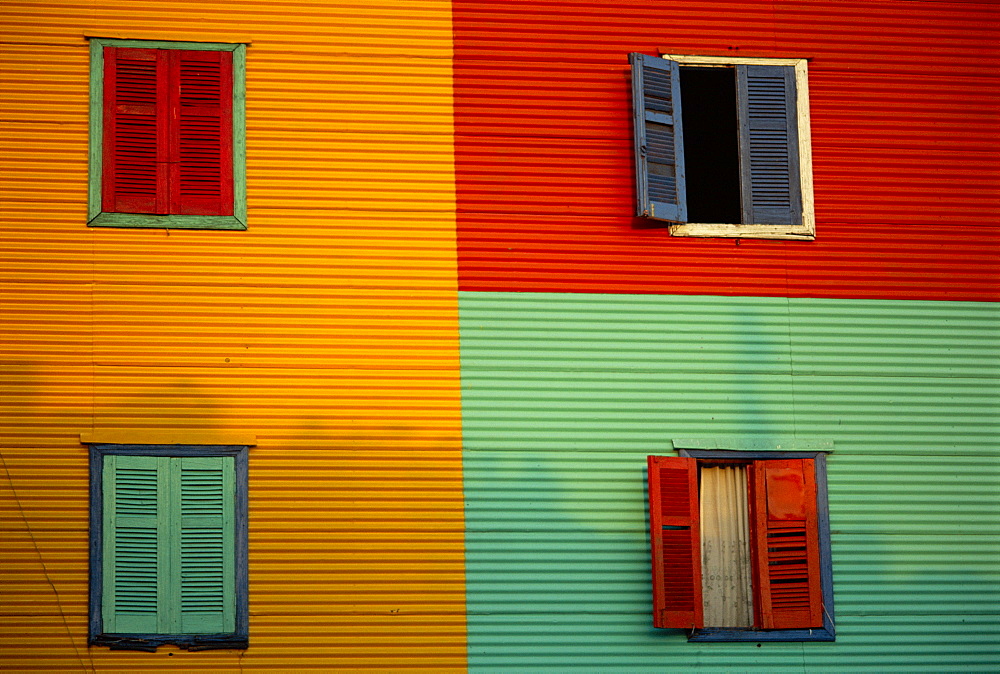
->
(88, 213), (247, 230)
(90, 633), (248, 652)
(689, 627), (835, 643)
(669, 222), (815, 240)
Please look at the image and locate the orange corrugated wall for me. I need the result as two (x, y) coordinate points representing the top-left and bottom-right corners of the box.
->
(0, 0), (464, 670)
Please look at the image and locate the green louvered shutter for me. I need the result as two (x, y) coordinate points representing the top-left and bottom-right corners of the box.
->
(177, 456), (235, 633)
(737, 65), (802, 226)
(630, 53), (687, 223)
(103, 455), (235, 635)
(103, 455), (163, 633)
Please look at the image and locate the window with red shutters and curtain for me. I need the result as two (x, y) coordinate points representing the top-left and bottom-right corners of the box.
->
(88, 39), (246, 230)
(647, 449), (835, 642)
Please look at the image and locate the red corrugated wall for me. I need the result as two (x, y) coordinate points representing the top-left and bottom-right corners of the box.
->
(453, 0), (1000, 300)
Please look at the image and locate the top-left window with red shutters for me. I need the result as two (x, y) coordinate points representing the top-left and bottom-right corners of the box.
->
(88, 39), (247, 229)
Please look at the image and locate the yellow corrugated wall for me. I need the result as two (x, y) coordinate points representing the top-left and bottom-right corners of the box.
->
(0, 0), (464, 670)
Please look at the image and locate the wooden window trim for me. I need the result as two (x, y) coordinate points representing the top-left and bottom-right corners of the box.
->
(634, 54), (815, 241)
(87, 444), (249, 651)
(676, 448), (835, 642)
(87, 38), (247, 230)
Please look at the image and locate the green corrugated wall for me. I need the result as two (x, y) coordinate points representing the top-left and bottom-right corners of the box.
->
(459, 291), (999, 671)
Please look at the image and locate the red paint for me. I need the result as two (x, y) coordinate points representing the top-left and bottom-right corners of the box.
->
(751, 459), (823, 629)
(103, 47), (233, 217)
(453, 0), (1000, 301)
(647, 456), (703, 630)
(103, 47), (168, 214)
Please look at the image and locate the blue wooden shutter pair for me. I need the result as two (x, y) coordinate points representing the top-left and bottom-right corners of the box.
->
(103, 455), (235, 634)
(630, 54), (802, 226)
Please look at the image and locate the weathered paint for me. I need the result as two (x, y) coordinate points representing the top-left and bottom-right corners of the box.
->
(459, 291), (1000, 670)
(0, 0), (464, 670)
(453, 0), (1000, 300)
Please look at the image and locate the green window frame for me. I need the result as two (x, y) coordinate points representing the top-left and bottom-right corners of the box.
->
(88, 445), (248, 651)
(87, 38), (247, 230)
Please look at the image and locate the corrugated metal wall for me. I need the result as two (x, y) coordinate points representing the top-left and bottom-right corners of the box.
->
(459, 292), (1000, 670)
(452, 0), (1000, 300)
(0, 0), (464, 670)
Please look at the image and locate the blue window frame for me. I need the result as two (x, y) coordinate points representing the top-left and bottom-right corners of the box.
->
(88, 444), (249, 651)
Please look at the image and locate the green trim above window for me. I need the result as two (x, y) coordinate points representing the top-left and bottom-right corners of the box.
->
(87, 38), (247, 230)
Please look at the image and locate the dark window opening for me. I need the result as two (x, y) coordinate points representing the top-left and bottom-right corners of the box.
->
(679, 66), (741, 224)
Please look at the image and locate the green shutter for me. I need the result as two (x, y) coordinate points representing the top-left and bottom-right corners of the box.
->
(177, 456), (235, 633)
(103, 454), (235, 635)
(103, 455), (163, 633)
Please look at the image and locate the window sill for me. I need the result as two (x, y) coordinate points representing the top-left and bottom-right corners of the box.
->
(88, 213), (247, 230)
(668, 222), (815, 240)
(90, 633), (248, 652)
(689, 626), (835, 642)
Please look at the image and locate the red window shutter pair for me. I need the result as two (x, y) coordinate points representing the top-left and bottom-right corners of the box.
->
(102, 47), (234, 216)
(647, 456), (823, 630)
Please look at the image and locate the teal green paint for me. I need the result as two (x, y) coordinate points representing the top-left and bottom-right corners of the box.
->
(87, 38), (248, 230)
(88, 213), (247, 230)
(101, 454), (237, 635)
(161, 457), (180, 633)
(104, 455), (161, 634)
(221, 456), (236, 632)
(459, 292), (1000, 670)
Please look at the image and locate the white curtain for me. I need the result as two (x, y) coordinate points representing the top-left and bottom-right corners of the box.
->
(700, 465), (753, 627)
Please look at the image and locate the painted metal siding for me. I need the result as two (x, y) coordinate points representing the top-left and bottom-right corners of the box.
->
(0, 0), (464, 670)
(459, 292), (1000, 670)
(453, 0), (1000, 300)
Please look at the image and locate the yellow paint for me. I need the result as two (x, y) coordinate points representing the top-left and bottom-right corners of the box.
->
(0, 0), (463, 670)
(80, 431), (258, 445)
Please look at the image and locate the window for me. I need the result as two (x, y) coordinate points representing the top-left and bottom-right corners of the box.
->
(646, 450), (834, 641)
(629, 53), (815, 240)
(89, 445), (248, 650)
(88, 38), (247, 230)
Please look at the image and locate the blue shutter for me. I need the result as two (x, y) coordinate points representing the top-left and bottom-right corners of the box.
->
(737, 65), (802, 226)
(630, 53), (687, 223)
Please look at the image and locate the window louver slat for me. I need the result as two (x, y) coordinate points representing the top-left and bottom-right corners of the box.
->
(114, 528), (158, 613)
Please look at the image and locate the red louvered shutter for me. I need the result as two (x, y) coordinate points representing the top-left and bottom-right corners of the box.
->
(102, 47), (169, 214)
(751, 459), (823, 629)
(169, 50), (234, 216)
(647, 455), (703, 629)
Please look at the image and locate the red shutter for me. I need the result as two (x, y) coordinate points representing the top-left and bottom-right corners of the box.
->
(647, 455), (703, 629)
(102, 47), (169, 214)
(168, 50), (234, 216)
(751, 459), (823, 629)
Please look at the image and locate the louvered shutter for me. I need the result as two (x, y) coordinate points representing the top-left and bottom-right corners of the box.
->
(737, 65), (802, 226)
(103, 455), (163, 633)
(169, 51), (234, 216)
(103, 455), (235, 635)
(750, 458), (823, 629)
(102, 47), (169, 214)
(630, 54), (687, 223)
(177, 456), (235, 633)
(647, 455), (703, 629)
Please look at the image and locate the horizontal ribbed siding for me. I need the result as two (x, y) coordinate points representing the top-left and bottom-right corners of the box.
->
(459, 291), (1000, 670)
(453, 0), (1000, 299)
(0, 0), (464, 670)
